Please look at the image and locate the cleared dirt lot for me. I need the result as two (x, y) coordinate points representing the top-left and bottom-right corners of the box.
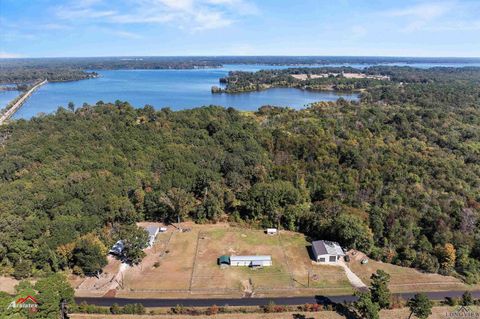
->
(122, 225), (198, 291)
(191, 227), (351, 295)
(192, 227), (291, 291)
(63, 223), (477, 299)
(0, 276), (21, 294)
(115, 224), (352, 297)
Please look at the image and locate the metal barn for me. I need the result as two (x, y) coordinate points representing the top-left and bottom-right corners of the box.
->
(229, 255), (272, 267)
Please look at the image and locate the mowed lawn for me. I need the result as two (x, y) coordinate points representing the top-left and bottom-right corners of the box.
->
(280, 231), (351, 292)
(346, 251), (472, 293)
(192, 228), (352, 294)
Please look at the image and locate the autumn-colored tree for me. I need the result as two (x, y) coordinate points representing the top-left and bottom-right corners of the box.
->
(72, 234), (108, 275)
(438, 243), (456, 274)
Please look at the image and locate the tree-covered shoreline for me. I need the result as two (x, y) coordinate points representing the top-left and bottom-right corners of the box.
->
(0, 68), (98, 84)
(212, 67), (380, 93)
(212, 66), (480, 94)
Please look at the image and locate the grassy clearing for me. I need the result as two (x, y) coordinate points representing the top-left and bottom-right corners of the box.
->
(113, 225), (354, 296)
(122, 227), (198, 291)
(191, 228), (352, 294)
(192, 227), (293, 291)
(75, 223), (475, 298)
(280, 232), (351, 292)
(346, 251), (471, 293)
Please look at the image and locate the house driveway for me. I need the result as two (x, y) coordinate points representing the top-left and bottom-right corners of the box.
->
(338, 258), (368, 290)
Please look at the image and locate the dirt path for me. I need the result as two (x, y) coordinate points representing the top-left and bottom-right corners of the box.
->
(337, 259), (367, 290)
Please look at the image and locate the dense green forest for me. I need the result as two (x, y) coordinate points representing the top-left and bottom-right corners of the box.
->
(0, 68), (98, 84)
(214, 66), (480, 94)
(0, 67), (479, 284)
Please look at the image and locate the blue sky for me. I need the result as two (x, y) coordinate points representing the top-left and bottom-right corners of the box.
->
(1, 0), (479, 58)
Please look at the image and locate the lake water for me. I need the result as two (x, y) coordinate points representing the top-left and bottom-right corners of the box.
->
(9, 62), (480, 119)
(0, 90), (20, 109)
(13, 65), (359, 119)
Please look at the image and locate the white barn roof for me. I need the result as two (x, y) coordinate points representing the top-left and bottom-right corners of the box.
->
(230, 255), (272, 262)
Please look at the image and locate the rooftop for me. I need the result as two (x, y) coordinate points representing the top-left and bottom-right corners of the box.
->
(145, 225), (159, 236)
(230, 255), (272, 261)
(312, 240), (345, 256)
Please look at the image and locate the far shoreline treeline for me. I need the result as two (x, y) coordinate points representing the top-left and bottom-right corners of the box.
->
(2, 56), (480, 84)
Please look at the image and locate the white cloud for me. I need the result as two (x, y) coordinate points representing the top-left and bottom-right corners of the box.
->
(55, 7), (116, 20)
(206, 0), (259, 15)
(384, 2), (454, 32)
(54, 0), (258, 31)
(0, 52), (23, 58)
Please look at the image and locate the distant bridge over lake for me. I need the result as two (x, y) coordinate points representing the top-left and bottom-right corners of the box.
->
(0, 79), (47, 125)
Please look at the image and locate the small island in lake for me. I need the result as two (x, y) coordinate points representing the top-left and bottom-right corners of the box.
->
(211, 67), (392, 94)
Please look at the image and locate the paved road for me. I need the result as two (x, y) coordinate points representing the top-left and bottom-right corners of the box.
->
(76, 290), (480, 307)
(0, 79), (47, 125)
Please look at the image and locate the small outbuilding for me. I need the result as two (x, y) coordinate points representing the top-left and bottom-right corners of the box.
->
(218, 255), (230, 268)
(109, 240), (124, 255)
(145, 226), (160, 247)
(266, 228), (278, 235)
(229, 255), (272, 267)
(311, 240), (345, 263)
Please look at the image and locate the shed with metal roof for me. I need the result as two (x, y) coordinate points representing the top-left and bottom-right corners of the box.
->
(218, 255), (230, 266)
(229, 255), (272, 267)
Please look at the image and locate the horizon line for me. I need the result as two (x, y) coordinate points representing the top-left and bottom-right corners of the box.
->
(2, 55), (480, 60)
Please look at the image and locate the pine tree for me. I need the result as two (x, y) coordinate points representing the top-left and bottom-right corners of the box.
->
(407, 293), (432, 319)
(370, 269), (391, 309)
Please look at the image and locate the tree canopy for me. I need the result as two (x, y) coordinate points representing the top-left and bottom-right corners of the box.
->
(0, 66), (479, 281)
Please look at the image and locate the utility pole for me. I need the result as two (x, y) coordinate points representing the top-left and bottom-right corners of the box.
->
(60, 299), (69, 319)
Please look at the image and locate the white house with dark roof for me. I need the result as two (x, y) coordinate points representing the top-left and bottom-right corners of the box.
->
(311, 240), (345, 263)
